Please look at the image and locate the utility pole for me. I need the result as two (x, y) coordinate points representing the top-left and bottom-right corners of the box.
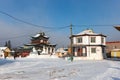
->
(70, 24), (73, 56)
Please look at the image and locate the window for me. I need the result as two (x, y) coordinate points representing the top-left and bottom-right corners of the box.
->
(91, 37), (96, 43)
(77, 37), (82, 43)
(101, 37), (104, 43)
(91, 48), (96, 53)
(40, 40), (43, 42)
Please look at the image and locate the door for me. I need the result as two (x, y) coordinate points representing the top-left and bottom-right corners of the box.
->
(78, 48), (82, 56)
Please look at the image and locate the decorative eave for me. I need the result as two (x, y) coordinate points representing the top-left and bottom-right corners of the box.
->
(24, 44), (36, 46)
(31, 36), (49, 39)
(25, 43), (56, 47)
(48, 44), (57, 47)
(72, 44), (106, 47)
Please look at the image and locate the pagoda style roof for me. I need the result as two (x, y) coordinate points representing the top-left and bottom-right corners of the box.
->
(25, 43), (56, 47)
(32, 32), (49, 39)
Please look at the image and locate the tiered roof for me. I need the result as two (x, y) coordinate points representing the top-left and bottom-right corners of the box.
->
(31, 32), (49, 39)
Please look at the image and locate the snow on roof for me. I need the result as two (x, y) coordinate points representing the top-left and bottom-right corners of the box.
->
(112, 49), (120, 51)
(77, 29), (98, 35)
(0, 47), (7, 50)
(33, 34), (40, 38)
(44, 36), (49, 38)
(56, 48), (68, 53)
(33, 32), (49, 38)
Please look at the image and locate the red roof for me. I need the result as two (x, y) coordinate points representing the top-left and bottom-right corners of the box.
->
(106, 41), (120, 44)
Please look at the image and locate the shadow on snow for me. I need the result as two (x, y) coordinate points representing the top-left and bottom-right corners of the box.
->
(0, 59), (14, 66)
(112, 77), (120, 80)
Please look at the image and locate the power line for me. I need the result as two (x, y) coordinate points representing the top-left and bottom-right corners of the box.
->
(73, 24), (120, 27)
(0, 25), (70, 41)
(0, 34), (30, 40)
(1, 10), (120, 41)
(1, 11), (119, 29)
(0, 23), (117, 41)
(0, 11), (65, 29)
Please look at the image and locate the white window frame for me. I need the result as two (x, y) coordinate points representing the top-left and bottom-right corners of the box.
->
(91, 48), (96, 53)
(77, 37), (82, 43)
(91, 37), (96, 43)
(101, 37), (104, 43)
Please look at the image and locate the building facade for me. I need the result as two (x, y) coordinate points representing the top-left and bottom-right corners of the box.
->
(106, 41), (120, 53)
(111, 49), (120, 58)
(106, 41), (120, 58)
(26, 32), (56, 55)
(71, 29), (106, 60)
(0, 47), (11, 58)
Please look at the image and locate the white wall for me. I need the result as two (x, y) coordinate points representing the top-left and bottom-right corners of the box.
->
(73, 36), (106, 46)
(86, 46), (103, 60)
(0, 50), (4, 58)
(72, 33), (106, 60)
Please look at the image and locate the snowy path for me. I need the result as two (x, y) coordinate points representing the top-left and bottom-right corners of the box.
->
(0, 58), (120, 80)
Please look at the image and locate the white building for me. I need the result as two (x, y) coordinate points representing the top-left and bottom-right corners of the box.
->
(72, 29), (106, 60)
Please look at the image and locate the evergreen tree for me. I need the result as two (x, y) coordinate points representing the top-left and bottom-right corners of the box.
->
(8, 40), (11, 49)
(4, 40), (12, 49)
(4, 41), (8, 47)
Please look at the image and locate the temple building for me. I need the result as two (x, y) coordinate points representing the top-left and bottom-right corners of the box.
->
(25, 32), (56, 55)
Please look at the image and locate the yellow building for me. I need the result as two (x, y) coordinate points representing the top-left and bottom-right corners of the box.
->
(55, 48), (68, 57)
(111, 49), (120, 58)
(0, 47), (11, 58)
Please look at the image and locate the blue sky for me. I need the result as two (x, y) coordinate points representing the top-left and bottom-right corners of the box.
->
(0, 0), (120, 48)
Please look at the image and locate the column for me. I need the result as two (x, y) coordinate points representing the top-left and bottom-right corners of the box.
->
(74, 47), (78, 56)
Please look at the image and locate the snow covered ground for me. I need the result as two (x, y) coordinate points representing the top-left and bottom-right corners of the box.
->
(0, 57), (120, 80)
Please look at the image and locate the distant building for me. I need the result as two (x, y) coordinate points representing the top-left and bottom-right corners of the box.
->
(0, 47), (11, 58)
(111, 49), (120, 58)
(25, 32), (56, 55)
(56, 48), (68, 57)
(71, 29), (106, 60)
(106, 41), (120, 53)
(106, 41), (120, 58)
